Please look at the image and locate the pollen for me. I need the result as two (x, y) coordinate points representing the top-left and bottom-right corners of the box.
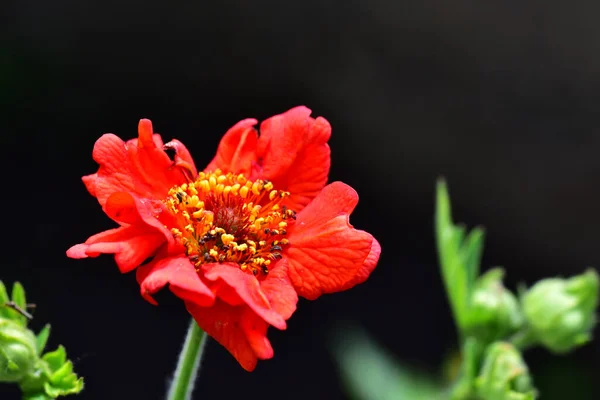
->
(164, 169), (296, 276)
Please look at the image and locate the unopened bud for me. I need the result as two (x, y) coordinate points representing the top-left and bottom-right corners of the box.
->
(467, 268), (524, 342)
(0, 318), (38, 382)
(522, 268), (599, 353)
(475, 342), (537, 400)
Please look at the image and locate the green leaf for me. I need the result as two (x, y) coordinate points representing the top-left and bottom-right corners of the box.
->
(21, 346), (84, 399)
(460, 227), (485, 296)
(1, 282), (21, 323)
(12, 282), (27, 309)
(0, 281), (83, 399)
(23, 393), (53, 400)
(43, 358), (84, 398)
(436, 179), (466, 326)
(36, 325), (51, 356)
(436, 179), (486, 334)
(39, 346), (84, 398)
(49, 361), (74, 385)
(11, 282), (28, 326)
(0, 281), (8, 303)
(0, 281), (11, 319)
(42, 346), (67, 372)
(332, 327), (443, 400)
(43, 376), (84, 398)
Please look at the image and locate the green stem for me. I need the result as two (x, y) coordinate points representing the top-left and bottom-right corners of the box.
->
(509, 329), (536, 352)
(448, 337), (483, 400)
(449, 377), (472, 400)
(167, 318), (208, 400)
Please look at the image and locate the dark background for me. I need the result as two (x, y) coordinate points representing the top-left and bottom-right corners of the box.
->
(2, 0), (600, 399)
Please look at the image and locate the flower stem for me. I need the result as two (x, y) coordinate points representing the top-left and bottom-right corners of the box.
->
(167, 318), (208, 400)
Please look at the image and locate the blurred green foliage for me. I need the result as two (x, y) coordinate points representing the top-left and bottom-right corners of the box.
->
(0, 281), (83, 399)
(331, 179), (599, 400)
(332, 328), (443, 400)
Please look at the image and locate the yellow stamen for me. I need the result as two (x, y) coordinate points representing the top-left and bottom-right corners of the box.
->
(163, 170), (294, 274)
(221, 233), (235, 246)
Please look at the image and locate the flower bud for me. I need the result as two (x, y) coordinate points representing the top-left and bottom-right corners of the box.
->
(475, 342), (537, 400)
(467, 268), (524, 342)
(522, 268), (599, 353)
(0, 318), (38, 382)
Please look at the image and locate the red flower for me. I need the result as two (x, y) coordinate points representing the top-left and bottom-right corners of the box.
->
(67, 106), (380, 371)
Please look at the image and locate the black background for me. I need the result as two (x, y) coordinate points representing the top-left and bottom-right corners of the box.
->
(2, 1), (600, 399)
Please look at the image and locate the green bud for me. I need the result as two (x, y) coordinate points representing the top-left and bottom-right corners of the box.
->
(0, 318), (38, 382)
(467, 268), (524, 342)
(475, 342), (537, 400)
(522, 268), (599, 353)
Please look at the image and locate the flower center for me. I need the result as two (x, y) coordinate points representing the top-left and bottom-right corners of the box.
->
(164, 169), (296, 276)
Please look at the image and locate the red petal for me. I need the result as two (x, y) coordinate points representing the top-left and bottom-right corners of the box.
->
(136, 253), (215, 306)
(255, 107), (309, 178)
(88, 133), (143, 205)
(183, 261), (296, 369)
(202, 263), (288, 330)
(286, 182), (377, 300)
(88, 119), (193, 207)
(103, 191), (170, 230)
(186, 300), (272, 371)
(258, 259), (298, 320)
(339, 237), (381, 291)
(128, 120), (187, 191)
(240, 310), (274, 360)
(82, 173), (97, 197)
(103, 192), (146, 225)
(103, 191), (179, 251)
(66, 226), (165, 273)
(66, 190), (180, 273)
(254, 106), (331, 211)
(204, 107), (331, 212)
(205, 119), (259, 175)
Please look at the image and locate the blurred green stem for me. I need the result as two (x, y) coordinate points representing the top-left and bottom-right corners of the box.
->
(167, 319), (207, 400)
(449, 378), (472, 400)
(449, 338), (482, 400)
(509, 329), (536, 352)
